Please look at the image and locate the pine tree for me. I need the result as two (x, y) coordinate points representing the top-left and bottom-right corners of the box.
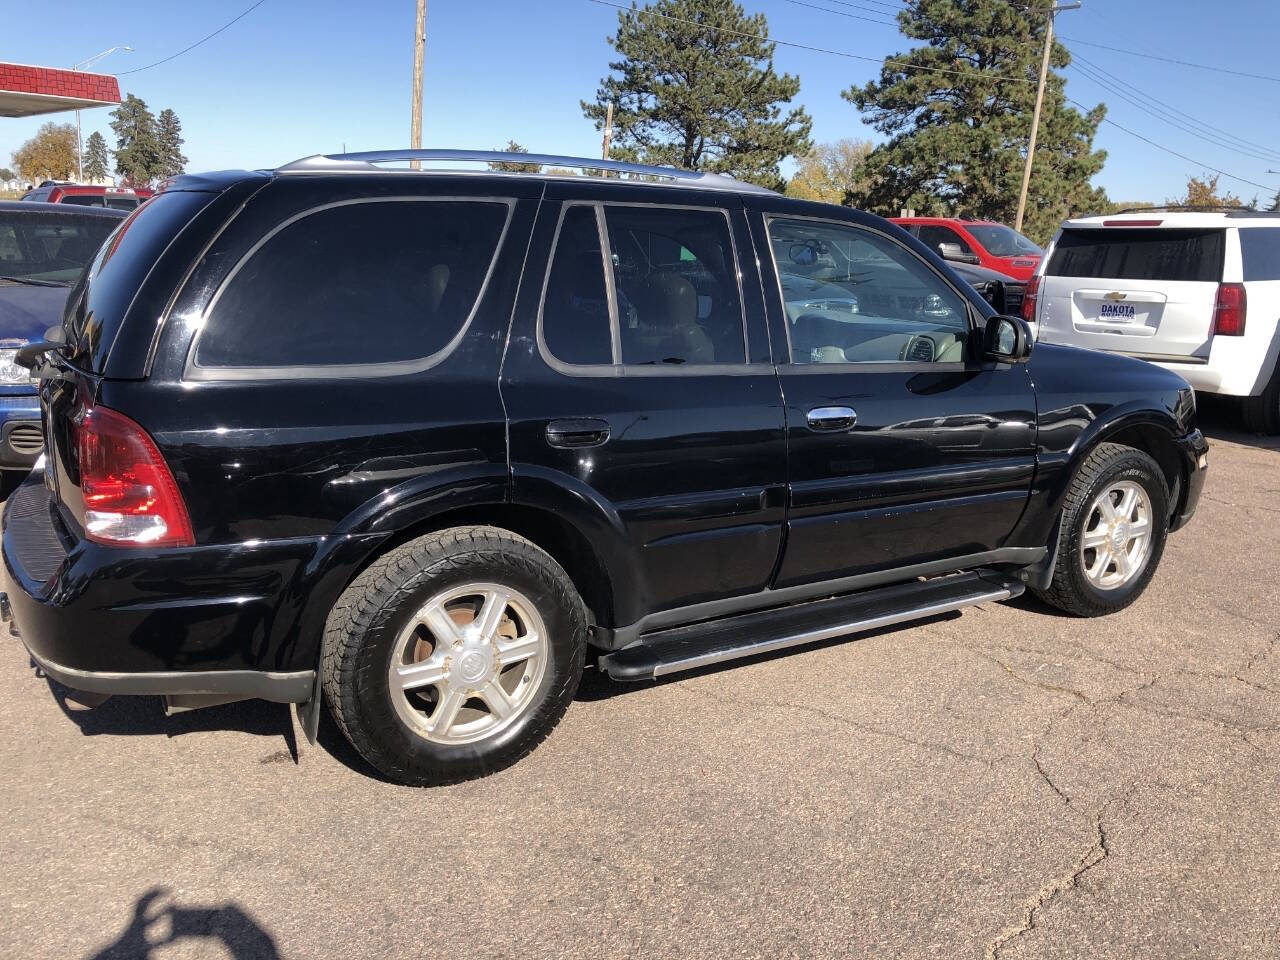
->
(110, 94), (161, 186)
(156, 108), (188, 179)
(583, 0), (812, 190)
(845, 0), (1108, 243)
(82, 131), (111, 184)
(489, 140), (542, 173)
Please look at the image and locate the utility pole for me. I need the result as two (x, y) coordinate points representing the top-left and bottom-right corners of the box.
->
(601, 102), (614, 161)
(410, 0), (427, 169)
(1014, 2), (1080, 233)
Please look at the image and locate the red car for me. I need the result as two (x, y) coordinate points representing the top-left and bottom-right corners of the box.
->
(890, 216), (1043, 281)
(20, 182), (153, 210)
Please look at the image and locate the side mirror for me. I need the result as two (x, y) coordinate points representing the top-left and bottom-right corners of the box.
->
(983, 315), (1033, 363)
(938, 242), (980, 265)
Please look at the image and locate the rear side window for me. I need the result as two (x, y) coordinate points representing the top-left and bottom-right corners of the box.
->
(606, 206), (745, 365)
(1240, 228), (1280, 281)
(539, 203), (746, 367)
(1048, 228), (1224, 282)
(195, 199), (510, 370)
(542, 206), (613, 364)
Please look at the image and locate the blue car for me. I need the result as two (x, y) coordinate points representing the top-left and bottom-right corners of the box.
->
(0, 200), (126, 474)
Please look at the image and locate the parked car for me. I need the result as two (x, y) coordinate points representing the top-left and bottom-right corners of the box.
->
(891, 216), (1044, 281)
(1026, 208), (1280, 433)
(21, 182), (153, 210)
(1, 151), (1207, 786)
(948, 259), (1026, 318)
(0, 201), (126, 475)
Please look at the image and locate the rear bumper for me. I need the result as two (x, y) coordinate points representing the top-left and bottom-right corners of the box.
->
(1, 470), (332, 703)
(0, 394), (42, 470)
(1171, 428), (1209, 532)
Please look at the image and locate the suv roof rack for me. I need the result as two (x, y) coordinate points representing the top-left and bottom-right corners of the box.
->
(276, 149), (774, 194)
(1110, 204), (1278, 218)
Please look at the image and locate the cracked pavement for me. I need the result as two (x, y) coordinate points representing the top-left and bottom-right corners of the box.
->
(2, 410), (1278, 959)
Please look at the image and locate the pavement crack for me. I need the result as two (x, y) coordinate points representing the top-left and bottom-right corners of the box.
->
(970, 650), (1094, 704)
(673, 682), (1004, 769)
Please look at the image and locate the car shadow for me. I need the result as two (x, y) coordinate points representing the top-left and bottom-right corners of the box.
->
(1197, 395), (1280, 451)
(575, 609), (965, 702)
(85, 887), (279, 960)
(38, 666), (299, 764)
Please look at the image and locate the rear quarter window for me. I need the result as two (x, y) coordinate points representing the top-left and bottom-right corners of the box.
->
(193, 199), (511, 371)
(1240, 228), (1280, 281)
(1048, 228), (1224, 282)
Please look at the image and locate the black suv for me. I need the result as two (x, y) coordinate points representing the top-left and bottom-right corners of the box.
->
(2, 150), (1208, 786)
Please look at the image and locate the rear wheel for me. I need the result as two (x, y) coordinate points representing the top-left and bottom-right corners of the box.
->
(322, 526), (587, 786)
(1034, 443), (1170, 617)
(1241, 362), (1280, 434)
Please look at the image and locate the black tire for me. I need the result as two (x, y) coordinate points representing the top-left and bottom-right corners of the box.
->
(1033, 443), (1170, 617)
(1241, 362), (1280, 434)
(322, 525), (586, 786)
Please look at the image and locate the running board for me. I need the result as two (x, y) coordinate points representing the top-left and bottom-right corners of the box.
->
(599, 571), (1022, 681)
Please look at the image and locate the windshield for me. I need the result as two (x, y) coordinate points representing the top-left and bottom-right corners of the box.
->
(0, 210), (121, 284)
(966, 224), (1043, 258)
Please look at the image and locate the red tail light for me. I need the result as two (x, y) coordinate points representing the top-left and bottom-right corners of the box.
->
(1021, 274), (1040, 323)
(1213, 282), (1246, 336)
(76, 405), (194, 547)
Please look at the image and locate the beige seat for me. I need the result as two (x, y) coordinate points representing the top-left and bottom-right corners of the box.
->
(626, 273), (715, 363)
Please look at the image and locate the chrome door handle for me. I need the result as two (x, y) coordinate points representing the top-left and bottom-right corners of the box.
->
(806, 406), (857, 432)
(546, 418), (610, 448)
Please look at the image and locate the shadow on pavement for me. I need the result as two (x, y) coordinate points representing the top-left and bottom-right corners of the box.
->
(86, 888), (279, 960)
(39, 670), (298, 762)
(1197, 395), (1280, 451)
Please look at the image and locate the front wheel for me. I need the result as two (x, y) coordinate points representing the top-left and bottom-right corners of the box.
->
(1034, 443), (1170, 617)
(322, 526), (587, 786)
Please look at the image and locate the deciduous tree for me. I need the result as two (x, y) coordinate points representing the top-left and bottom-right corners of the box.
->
(11, 122), (78, 183)
(1171, 173), (1243, 209)
(844, 0), (1108, 243)
(583, 0), (812, 189)
(784, 139), (872, 205)
(82, 132), (111, 184)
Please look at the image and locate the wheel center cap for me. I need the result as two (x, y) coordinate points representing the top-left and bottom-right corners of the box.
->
(457, 650), (491, 684)
(1110, 524), (1130, 551)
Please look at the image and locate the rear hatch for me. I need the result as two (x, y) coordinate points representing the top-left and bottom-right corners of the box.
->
(1036, 225), (1225, 359)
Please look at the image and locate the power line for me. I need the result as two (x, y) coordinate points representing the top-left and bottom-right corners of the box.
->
(116, 0), (269, 76)
(1067, 53), (1280, 164)
(1070, 99), (1276, 192)
(1057, 35), (1280, 84)
(586, 0), (1038, 84)
(783, 0), (897, 28)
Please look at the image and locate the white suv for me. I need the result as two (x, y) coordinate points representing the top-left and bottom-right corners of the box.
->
(1024, 210), (1280, 432)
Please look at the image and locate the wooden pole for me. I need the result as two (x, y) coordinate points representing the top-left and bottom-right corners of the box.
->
(410, 0), (427, 169)
(602, 102), (614, 161)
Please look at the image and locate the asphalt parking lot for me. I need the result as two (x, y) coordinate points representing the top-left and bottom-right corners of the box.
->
(2, 402), (1277, 960)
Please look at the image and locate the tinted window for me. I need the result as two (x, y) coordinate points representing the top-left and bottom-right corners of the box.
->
(966, 224), (1042, 257)
(605, 206), (744, 365)
(60, 194), (105, 207)
(0, 209), (120, 282)
(197, 200), (509, 369)
(105, 196), (140, 210)
(1048, 228), (1224, 282)
(542, 205), (613, 365)
(919, 225), (971, 255)
(768, 217), (969, 364)
(1240, 228), (1280, 281)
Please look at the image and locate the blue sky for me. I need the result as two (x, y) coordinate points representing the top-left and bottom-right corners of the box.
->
(3, 0), (1278, 204)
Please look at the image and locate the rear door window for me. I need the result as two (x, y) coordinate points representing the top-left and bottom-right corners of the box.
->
(1048, 228), (1224, 282)
(918, 225), (972, 256)
(195, 199), (511, 370)
(1240, 228), (1280, 281)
